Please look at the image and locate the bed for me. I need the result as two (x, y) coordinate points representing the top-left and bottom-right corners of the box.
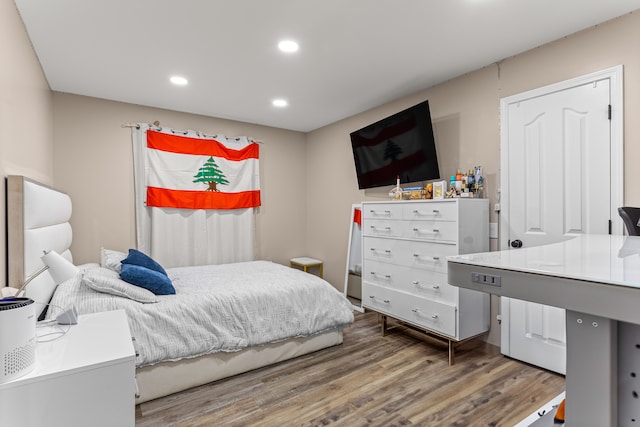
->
(6, 175), (354, 403)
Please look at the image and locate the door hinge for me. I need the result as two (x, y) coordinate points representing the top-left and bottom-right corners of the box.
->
(608, 104), (612, 120)
(608, 219), (612, 235)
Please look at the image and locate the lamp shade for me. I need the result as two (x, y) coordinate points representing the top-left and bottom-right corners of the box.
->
(41, 250), (79, 285)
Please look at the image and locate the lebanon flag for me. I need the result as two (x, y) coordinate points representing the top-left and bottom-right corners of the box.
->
(145, 130), (260, 210)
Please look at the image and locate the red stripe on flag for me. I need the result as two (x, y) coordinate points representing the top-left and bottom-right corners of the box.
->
(147, 187), (261, 210)
(147, 130), (259, 160)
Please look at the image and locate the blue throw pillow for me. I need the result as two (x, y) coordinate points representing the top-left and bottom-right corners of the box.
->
(121, 249), (167, 276)
(120, 264), (175, 295)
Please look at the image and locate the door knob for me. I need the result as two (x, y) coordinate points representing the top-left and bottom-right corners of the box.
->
(510, 239), (523, 248)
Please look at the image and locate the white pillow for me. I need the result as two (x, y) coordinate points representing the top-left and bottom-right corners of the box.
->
(100, 248), (127, 273)
(83, 267), (159, 303)
(78, 262), (100, 272)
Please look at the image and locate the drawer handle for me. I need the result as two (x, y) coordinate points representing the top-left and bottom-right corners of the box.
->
(413, 281), (440, 291)
(413, 254), (440, 262)
(370, 209), (392, 216)
(369, 295), (390, 304)
(370, 225), (392, 232)
(412, 308), (438, 320)
(412, 209), (440, 216)
(370, 272), (391, 279)
(412, 227), (440, 234)
(371, 248), (392, 255)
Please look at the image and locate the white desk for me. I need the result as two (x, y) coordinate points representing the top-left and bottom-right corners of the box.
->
(447, 235), (640, 427)
(0, 309), (136, 427)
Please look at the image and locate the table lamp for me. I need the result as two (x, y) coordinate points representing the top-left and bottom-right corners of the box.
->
(2, 250), (79, 299)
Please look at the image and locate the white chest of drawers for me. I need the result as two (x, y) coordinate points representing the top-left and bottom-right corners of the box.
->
(361, 199), (490, 363)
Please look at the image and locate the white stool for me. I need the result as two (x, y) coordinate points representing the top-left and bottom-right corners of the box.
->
(290, 257), (323, 278)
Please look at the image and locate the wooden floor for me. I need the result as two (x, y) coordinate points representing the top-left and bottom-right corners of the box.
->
(136, 311), (565, 427)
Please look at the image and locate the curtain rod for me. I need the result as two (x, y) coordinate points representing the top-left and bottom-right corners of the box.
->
(121, 121), (263, 144)
(121, 122), (141, 129)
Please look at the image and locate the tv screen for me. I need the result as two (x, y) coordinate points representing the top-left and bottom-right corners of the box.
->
(350, 100), (439, 189)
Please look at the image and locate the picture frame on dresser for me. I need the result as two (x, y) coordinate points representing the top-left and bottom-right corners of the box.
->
(432, 181), (445, 199)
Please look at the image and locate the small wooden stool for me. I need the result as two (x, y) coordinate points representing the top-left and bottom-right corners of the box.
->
(290, 257), (323, 278)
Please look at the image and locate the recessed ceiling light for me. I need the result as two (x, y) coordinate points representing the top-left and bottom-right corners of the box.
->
(278, 40), (299, 53)
(272, 99), (288, 107)
(170, 76), (188, 85)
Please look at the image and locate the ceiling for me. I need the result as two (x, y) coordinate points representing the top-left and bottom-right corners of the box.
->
(14, 0), (640, 132)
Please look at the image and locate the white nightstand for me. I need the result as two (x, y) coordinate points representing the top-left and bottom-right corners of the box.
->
(0, 309), (136, 427)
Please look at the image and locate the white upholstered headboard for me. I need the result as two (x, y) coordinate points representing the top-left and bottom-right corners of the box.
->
(7, 175), (74, 317)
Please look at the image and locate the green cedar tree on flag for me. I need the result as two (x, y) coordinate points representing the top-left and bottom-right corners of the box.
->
(193, 156), (230, 192)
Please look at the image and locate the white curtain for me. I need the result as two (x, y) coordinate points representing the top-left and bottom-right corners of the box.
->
(131, 124), (256, 268)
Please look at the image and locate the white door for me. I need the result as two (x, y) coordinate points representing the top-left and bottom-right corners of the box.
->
(500, 66), (624, 374)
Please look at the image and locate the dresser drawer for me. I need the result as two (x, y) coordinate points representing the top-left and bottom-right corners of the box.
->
(363, 219), (403, 238)
(363, 236), (404, 264)
(363, 261), (458, 305)
(407, 295), (457, 337)
(403, 220), (458, 242)
(364, 237), (456, 274)
(401, 239), (457, 273)
(362, 283), (457, 337)
(406, 243), (457, 274)
(403, 202), (458, 222)
(362, 281), (402, 316)
(363, 204), (403, 220)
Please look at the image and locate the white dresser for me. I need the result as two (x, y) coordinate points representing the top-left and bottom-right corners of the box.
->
(361, 199), (490, 363)
(0, 309), (136, 427)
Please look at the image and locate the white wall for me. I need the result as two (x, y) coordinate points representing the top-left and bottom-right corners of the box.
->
(0, 0), (53, 285)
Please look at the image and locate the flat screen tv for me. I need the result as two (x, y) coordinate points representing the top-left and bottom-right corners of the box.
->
(350, 100), (439, 189)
